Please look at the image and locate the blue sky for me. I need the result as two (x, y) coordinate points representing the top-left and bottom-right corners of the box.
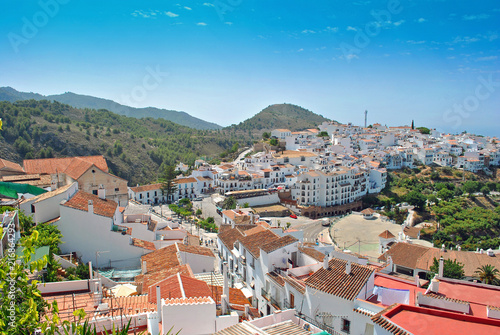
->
(1, 0), (499, 136)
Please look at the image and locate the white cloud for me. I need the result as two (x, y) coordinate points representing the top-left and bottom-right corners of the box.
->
(452, 36), (480, 44)
(393, 20), (405, 26)
(325, 26), (338, 33)
(165, 11), (179, 17)
(203, 2), (215, 7)
(197, 22), (207, 26)
(225, 22), (233, 25)
(416, 18), (426, 23)
(476, 56), (498, 62)
(184, 6), (192, 10)
(297, 48), (304, 52)
(406, 40), (426, 44)
(347, 26), (358, 31)
(447, 56), (456, 60)
(346, 54), (359, 60)
(302, 29), (316, 34)
(463, 14), (490, 21)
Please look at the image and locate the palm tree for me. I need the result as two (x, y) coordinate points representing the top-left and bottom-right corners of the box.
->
(474, 264), (500, 285)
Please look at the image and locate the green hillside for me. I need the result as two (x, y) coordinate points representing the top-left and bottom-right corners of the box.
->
(0, 100), (245, 185)
(0, 87), (221, 130)
(227, 103), (330, 132)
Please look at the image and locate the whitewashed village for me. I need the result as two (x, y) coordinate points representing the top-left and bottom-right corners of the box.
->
(2, 120), (500, 335)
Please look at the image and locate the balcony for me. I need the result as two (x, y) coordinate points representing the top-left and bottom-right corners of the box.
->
(261, 288), (270, 301)
(296, 312), (341, 335)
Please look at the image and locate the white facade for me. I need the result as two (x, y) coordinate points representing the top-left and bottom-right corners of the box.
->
(20, 182), (78, 224)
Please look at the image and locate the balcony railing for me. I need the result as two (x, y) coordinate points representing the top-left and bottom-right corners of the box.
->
(296, 312), (342, 335)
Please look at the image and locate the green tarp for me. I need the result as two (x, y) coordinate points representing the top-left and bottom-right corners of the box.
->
(0, 181), (47, 199)
(15, 245), (50, 265)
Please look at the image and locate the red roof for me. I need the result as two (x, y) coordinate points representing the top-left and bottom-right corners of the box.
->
(378, 230), (395, 239)
(130, 183), (162, 193)
(131, 238), (156, 251)
(375, 304), (500, 335)
(0, 158), (24, 173)
(23, 156), (108, 179)
(305, 258), (373, 300)
(148, 274), (213, 303)
(62, 191), (117, 218)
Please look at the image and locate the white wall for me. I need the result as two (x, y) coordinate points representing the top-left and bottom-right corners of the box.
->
(20, 182), (78, 224)
(57, 205), (150, 269)
(161, 299), (219, 335)
(178, 252), (215, 274)
(235, 193), (280, 207)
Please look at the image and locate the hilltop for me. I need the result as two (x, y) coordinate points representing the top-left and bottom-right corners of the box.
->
(0, 87), (221, 130)
(226, 103), (330, 132)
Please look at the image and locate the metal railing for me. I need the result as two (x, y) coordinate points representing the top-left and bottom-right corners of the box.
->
(296, 312), (342, 335)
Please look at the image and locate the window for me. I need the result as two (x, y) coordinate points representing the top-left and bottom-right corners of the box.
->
(31, 204), (36, 213)
(115, 187), (119, 192)
(92, 190), (98, 195)
(341, 319), (350, 334)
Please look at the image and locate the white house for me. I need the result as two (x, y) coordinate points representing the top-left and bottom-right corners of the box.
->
(20, 182), (78, 224)
(58, 191), (154, 269)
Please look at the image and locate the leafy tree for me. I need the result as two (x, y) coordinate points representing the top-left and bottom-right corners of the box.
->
(262, 132), (270, 139)
(437, 188), (454, 201)
(405, 190), (426, 210)
(417, 127), (430, 134)
(65, 263), (90, 280)
(160, 165), (178, 204)
(222, 196), (237, 210)
(269, 138), (278, 146)
(317, 131), (329, 137)
(0, 230), (48, 334)
(195, 209), (202, 216)
(429, 258), (464, 279)
(462, 180), (480, 195)
(474, 264), (499, 285)
(481, 186), (490, 196)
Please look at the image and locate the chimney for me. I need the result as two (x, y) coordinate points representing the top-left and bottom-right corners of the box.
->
(98, 186), (106, 200)
(415, 274), (420, 288)
(244, 304), (251, 318)
(88, 200), (94, 214)
(345, 260), (352, 275)
(156, 286), (162, 323)
(88, 261), (93, 279)
(142, 261), (147, 274)
(231, 220), (235, 229)
(429, 278), (440, 293)
(438, 257), (444, 278)
(323, 254), (329, 270)
(221, 294), (228, 315)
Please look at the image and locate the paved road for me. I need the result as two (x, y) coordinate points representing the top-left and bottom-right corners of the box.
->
(192, 196), (223, 226)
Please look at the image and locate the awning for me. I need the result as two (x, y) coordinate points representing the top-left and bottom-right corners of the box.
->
(240, 287), (253, 298)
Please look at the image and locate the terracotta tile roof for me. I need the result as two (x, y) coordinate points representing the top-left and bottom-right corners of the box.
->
(260, 235), (298, 253)
(266, 271), (285, 287)
(305, 258), (374, 300)
(424, 293), (469, 306)
(243, 225), (266, 236)
(141, 244), (181, 275)
(282, 274), (306, 294)
(378, 243), (430, 269)
(361, 208), (376, 215)
(370, 304), (410, 335)
(135, 264), (193, 293)
(379, 230), (396, 239)
(239, 229), (279, 258)
(62, 191), (117, 218)
(403, 226), (421, 239)
(175, 177), (197, 184)
(218, 225), (245, 250)
(0, 158), (24, 173)
(20, 182), (75, 205)
(299, 247), (326, 262)
(148, 274), (213, 303)
(23, 155), (108, 178)
(131, 238), (156, 251)
(102, 295), (156, 315)
(130, 183), (162, 193)
(163, 296), (213, 305)
(177, 243), (215, 258)
(0, 173), (52, 186)
(209, 285), (251, 306)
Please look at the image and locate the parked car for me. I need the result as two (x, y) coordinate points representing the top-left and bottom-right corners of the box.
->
(289, 214), (297, 219)
(193, 197), (203, 201)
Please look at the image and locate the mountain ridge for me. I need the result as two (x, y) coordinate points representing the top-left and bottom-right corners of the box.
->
(0, 87), (222, 130)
